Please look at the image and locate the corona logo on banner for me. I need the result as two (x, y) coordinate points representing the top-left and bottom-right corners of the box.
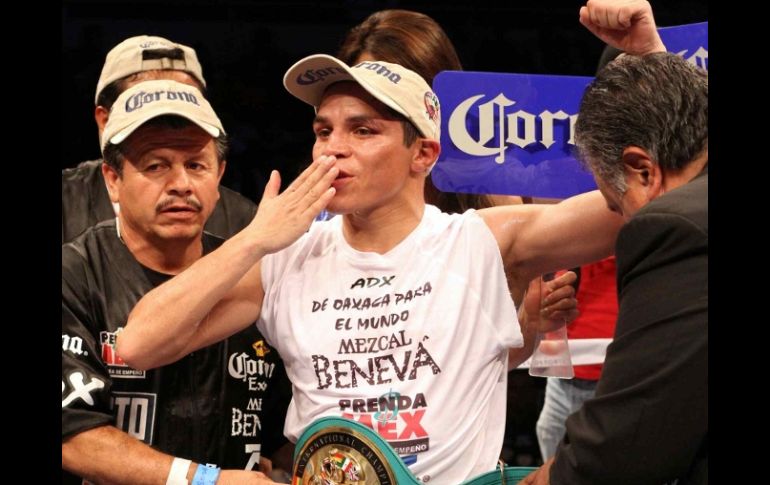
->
(434, 71), (594, 199)
(447, 94), (578, 164)
(432, 22), (708, 199)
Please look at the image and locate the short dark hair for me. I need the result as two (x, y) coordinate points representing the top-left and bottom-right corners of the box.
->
(401, 118), (420, 147)
(575, 53), (708, 194)
(383, 107), (420, 147)
(103, 115), (228, 176)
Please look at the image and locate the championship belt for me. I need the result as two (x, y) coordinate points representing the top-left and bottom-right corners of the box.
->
(292, 416), (535, 485)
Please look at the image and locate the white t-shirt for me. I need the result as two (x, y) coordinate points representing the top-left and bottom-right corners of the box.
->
(259, 205), (522, 484)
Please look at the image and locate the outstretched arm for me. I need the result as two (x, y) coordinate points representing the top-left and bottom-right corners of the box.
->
(480, 190), (623, 292)
(63, 426), (278, 485)
(579, 0), (666, 55)
(64, 425), (182, 485)
(117, 156), (338, 370)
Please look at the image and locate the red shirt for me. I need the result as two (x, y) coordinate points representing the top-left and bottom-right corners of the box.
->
(565, 256), (618, 380)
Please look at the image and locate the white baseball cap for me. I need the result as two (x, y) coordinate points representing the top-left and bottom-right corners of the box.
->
(95, 35), (206, 105)
(283, 54), (441, 141)
(101, 79), (223, 153)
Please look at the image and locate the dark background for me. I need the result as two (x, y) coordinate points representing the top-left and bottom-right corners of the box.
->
(62, 0), (708, 203)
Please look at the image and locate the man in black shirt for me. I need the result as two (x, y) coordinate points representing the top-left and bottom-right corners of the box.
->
(62, 79), (289, 484)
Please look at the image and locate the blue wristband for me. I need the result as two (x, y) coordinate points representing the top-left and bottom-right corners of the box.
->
(192, 464), (221, 485)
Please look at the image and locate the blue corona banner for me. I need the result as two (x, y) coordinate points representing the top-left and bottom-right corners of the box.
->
(432, 22), (708, 198)
(433, 72), (593, 198)
(659, 22), (708, 70)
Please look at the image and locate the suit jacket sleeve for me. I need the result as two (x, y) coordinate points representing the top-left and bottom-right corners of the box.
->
(550, 210), (708, 485)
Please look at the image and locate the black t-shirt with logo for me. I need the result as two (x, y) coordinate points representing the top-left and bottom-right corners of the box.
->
(62, 220), (291, 482)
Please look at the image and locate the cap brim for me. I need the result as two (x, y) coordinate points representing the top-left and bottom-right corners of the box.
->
(106, 109), (220, 149)
(283, 54), (411, 120)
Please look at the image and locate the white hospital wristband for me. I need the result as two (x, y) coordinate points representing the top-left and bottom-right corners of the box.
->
(166, 457), (192, 485)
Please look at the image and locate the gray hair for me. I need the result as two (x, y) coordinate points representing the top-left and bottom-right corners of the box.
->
(103, 115), (228, 176)
(575, 52), (708, 194)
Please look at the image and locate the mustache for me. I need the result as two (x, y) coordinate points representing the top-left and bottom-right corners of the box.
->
(155, 196), (203, 212)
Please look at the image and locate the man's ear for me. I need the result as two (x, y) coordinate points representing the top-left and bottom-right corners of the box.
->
(411, 139), (441, 174)
(101, 161), (121, 204)
(94, 105), (110, 136)
(622, 146), (663, 198)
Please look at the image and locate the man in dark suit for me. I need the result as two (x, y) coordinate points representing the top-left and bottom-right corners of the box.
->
(523, 1), (707, 484)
